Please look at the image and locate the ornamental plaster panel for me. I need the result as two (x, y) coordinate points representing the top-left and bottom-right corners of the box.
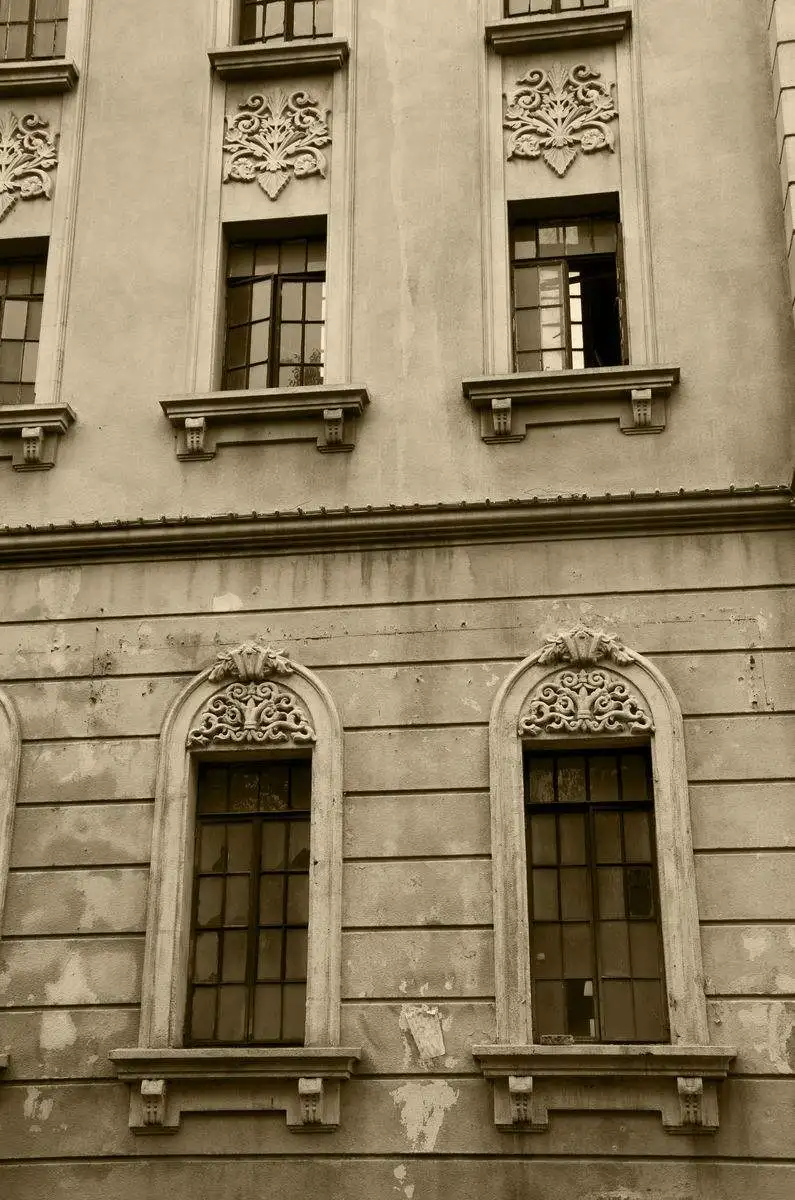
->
(0, 111), (58, 221)
(222, 89), (331, 200)
(504, 62), (618, 177)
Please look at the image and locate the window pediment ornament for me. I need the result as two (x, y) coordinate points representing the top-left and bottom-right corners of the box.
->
(504, 62), (617, 177)
(223, 90), (330, 200)
(519, 666), (653, 738)
(535, 623), (635, 667)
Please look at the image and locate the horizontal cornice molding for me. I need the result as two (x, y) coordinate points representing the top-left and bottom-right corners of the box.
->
(486, 8), (631, 55)
(209, 38), (349, 79)
(0, 58), (79, 95)
(0, 486), (790, 565)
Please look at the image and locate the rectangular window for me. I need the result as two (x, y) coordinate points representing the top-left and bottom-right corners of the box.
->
(186, 760), (311, 1046)
(505, 0), (608, 16)
(525, 748), (668, 1043)
(223, 234), (326, 391)
(0, 0), (68, 62)
(239, 0), (333, 44)
(511, 215), (624, 372)
(0, 253), (46, 404)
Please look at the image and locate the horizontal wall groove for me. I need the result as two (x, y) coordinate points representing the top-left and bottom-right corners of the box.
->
(343, 854), (492, 865)
(0, 1152), (793, 1166)
(341, 923), (492, 933)
(7, 863), (150, 875)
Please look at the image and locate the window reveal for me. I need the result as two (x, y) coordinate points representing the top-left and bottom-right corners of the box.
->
(0, 256), (46, 405)
(525, 747), (668, 1043)
(224, 236), (326, 391)
(239, 0), (333, 44)
(0, 0), (68, 62)
(511, 217), (624, 372)
(187, 760), (312, 1046)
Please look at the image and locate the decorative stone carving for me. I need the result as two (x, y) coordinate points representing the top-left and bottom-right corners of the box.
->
(187, 680), (316, 749)
(208, 641), (293, 683)
(519, 667), (653, 737)
(535, 623), (635, 667)
(322, 406), (344, 447)
(140, 1079), (167, 1128)
(677, 1076), (705, 1128)
(507, 1075), (534, 1125)
(223, 90), (330, 200)
(298, 1076), (324, 1125)
(0, 111), (57, 220)
(20, 425), (43, 465)
(504, 62), (617, 177)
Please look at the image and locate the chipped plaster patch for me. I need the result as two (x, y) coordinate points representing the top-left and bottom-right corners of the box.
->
(211, 593), (243, 612)
(23, 1086), (53, 1124)
(399, 1004), (446, 1068)
(390, 1079), (459, 1152)
(38, 1009), (78, 1053)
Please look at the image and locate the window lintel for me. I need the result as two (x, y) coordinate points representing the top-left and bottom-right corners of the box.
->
(209, 38), (348, 80)
(0, 58), (78, 95)
(487, 8), (631, 56)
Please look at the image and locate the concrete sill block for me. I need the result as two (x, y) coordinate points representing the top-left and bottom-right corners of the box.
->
(0, 58), (79, 95)
(160, 383), (371, 459)
(462, 364), (680, 442)
(486, 9), (631, 55)
(209, 39), (349, 80)
(473, 1043), (736, 1134)
(0, 403), (76, 470)
(110, 1045), (362, 1133)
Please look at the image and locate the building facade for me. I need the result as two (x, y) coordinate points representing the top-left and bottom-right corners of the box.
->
(0, 1), (793, 1196)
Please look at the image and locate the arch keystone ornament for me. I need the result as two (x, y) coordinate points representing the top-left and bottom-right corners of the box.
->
(504, 63), (617, 177)
(473, 624), (735, 1133)
(223, 90), (330, 200)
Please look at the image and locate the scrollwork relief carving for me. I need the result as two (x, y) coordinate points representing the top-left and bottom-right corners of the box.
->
(536, 624), (635, 668)
(0, 111), (57, 221)
(208, 641), (293, 683)
(223, 90), (330, 200)
(504, 63), (617, 177)
(519, 667), (653, 737)
(187, 680), (316, 749)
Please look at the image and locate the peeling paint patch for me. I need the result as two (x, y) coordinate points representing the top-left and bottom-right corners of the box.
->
(23, 1086), (53, 1124)
(390, 1079), (459, 1152)
(399, 1004), (446, 1067)
(38, 1009), (78, 1053)
(211, 593), (243, 612)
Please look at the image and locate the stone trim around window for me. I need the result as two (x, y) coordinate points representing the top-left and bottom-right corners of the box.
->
(209, 39), (349, 80)
(486, 7), (631, 56)
(0, 687), (22, 938)
(160, 383), (370, 458)
(462, 365), (679, 442)
(111, 640), (360, 1133)
(0, 59), (79, 96)
(0, 403), (76, 470)
(475, 624), (735, 1132)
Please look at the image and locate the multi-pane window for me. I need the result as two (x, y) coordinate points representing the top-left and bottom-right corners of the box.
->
(186, 760), (311, 1046)
(511, 216), (623, 372)
(525, 747), (668, 1043)
(223, 236), (326, 390)
(0, 0), (68, 62)
(0, 256), (45, 404)
(505, 0), (608, 15)
(239, 0), (332, 44)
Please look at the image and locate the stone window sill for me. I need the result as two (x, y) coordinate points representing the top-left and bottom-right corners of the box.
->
(486, 8), (631, 55)
(0, 58), (79, 95)
(160, 384), (370, 459)
(462, 365), (679, 442)
(110, 1046), (362, 1133)
(209, 39), (349, 80)
(0, 403), (76, 470)
(473, 1043), (735, 1133)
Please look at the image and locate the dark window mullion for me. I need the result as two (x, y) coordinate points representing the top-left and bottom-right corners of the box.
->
(561, 260), (574, 370)
(26, 5), (36, 61)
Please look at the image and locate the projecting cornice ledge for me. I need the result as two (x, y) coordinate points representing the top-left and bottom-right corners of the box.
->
(161, 384), (370, 458)
(110, 1046), (361, 1133)
(209, 39), (349, 80)
(0, 58), (79, 95)
(463, 365), (679, 442)
(473, 1043), (735, 1134)
(0, 403), (76, 470)
(486, 8), (631, 55)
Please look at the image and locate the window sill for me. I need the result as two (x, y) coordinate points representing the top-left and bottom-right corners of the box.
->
(110, 1046), (362, 1133)
(160, 384), (370, 459)
(486, 8), (631, 55)
(209, 39), (349, 80)
(462, 365), (679, 442)
(473, 1043), (736, 1133)
(0, 403), (76, 470)
(0, 58), (79, 95)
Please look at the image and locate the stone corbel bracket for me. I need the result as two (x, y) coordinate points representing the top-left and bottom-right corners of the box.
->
(0, 59), (79, 96)
(486, 7), (631, 55)
(0, 404), (76, 470)
(463, 365), (679, 443)
(110, 1046), (361, 1133)
(209, 39), (349, 81)
(473, 1044), (735, 1135)
(161, 384), (370, 460)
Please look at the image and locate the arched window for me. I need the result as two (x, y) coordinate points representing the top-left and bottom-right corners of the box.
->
(0, 687), (21, 1080)
(473, 625), (734, 1132)
(111, 642), (359, 1132)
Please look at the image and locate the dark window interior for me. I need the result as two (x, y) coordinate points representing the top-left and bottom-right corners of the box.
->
(505, 0), (609, 15)
(0, 254), (46, 404)
(0, 0), (68, 62)
(239, 0), (332, 44)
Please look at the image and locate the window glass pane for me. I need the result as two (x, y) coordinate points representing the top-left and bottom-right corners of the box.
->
(514, 266), (539, 308)
(228, 244), (254, 277)
(259, 875), (285, 923)
(199, 824), (226, 873)
(225, 876), (250, 926)
(227, 822), (253, 872)
(291, 760), (312, 809)
(592, 219), (617, 253)
(558, 813), (586, 864)
(21, 340), (37, 383)
(2, 298), (27, 339)
(285, 928), (308, 978)
(248, 320), (270, 364)
(196, 877), (224, 927)
(623, 810), (652, 862)
(626, 866), (654, 918)
(190, 989), (216, 1040)
(198, 767), (227, 813)
(620, 752), (648, 802)
(532, 869), (558, 920)
(25, 298), (42, 339)
(193, 932), (220, 984)
(562, 923), (592, 978)
(250, 279), (272, 322)
(286, 873), (309, 924)
(598, 921), (630, 977)
(528, 757), (554, 805)
(288, 821), (311, 869)
(282, 983), (306, 1041)
(254, 985), (282, 1040)
(303, 322), (323, 372)
(279, 239), (307, 273)
(261, 764), (290, 810)
(517, 351), (540, 372)
(596, 867), (624, 919)
(594, 811), (621, 863)
(257, 929), (283, 980)
(629, 922), (663, 978)
(633, 980), (667, 1041)
(225, 325), (249, 370)
(306, 238), (326, 271)
(280, 280), (303, 321)
(534, 980), (565, 1036)
(589, 756), (619, 803)
(279, 322), (303, 364)
(538, 224), (565, 257)
(531, 923), (561, 979)
(557, 756), (586, 804)
(304, 280), (324, 321)
(529, 813), (556, 865)
(515, 308), (541, 353)
(217, 986), (247, 1041)
(600, 979), (635, 1041)
(560, 867), (590, 920)
(564, 221), (593, 254)
(565, 978), (595, 1038)
(0, 339), (22, 380)
(221, 929), (248, 982)
(229, 768), (260, 813)
(512, 224), (537, 260)
(254, 241), (279, 275)
(314, 0), (333, 35)
(261, 822), (287, 870)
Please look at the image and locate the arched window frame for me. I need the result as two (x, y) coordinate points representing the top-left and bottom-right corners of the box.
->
(111, 642), (359, 1133)
(0, 687), (21, 1078)
(473, 626), (734, 1133)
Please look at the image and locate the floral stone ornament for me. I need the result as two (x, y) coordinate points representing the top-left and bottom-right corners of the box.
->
(0, 112), (58, 221)
(504, 62), (617, 178)
(223, 90), (330, 201)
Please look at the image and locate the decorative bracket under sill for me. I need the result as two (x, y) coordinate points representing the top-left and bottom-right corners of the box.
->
(209, 39), (349, 80)
(0, 58), (79, 95)
(473, 1043), (735, 1135)
(161, 384), (370, 460)
(486, 8), (631, 55)
(110, 1046), (362, 1133)
(463, 365), (679, 443)
(0, 403), (76, 470)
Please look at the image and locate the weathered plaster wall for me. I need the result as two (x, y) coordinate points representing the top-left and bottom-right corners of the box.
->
(0, 529), (792, 1196)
